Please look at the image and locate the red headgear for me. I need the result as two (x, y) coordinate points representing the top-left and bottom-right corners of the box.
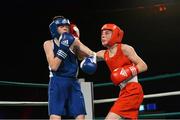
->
(101, 23), (124, 47)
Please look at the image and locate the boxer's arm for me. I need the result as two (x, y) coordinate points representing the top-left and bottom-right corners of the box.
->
(122, 44), (148, 73)
(96, 50), (105, 62)
(69, 23), (95, 59)
(43, 40), (62, 71)
(72, 38), (95, 59)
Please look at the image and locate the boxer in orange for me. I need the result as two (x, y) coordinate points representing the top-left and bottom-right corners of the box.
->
(96, 23), (148, 119)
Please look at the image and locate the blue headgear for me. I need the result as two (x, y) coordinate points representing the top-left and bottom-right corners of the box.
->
(49, 17), (70, 39)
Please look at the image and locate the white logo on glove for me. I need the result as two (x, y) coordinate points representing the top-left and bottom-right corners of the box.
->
(129, 66), (137, 76)
(61, 40), (69, 47)
(120, 68), (128, 77)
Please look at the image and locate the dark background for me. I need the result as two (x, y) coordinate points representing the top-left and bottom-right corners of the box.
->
(0, 0), (180, 119)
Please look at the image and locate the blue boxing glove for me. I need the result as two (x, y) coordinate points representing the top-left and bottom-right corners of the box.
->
(80, 53), (97, 75)
(56, 32), (75, 60)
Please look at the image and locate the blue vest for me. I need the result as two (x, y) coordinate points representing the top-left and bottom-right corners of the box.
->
(49, 40), (79, 78)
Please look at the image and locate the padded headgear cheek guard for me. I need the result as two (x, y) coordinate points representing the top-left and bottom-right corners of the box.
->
(101, 23), (124, 47)
(49, 18), (70, 39)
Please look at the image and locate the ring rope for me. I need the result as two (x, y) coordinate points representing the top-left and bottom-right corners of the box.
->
(1, 72), (179, 88)
(0, 101), (47, 106)
(0, 90), (179, 106)
(94, 90), (180, 104)
(0, 81), (48, 88)
(138, 112), (180, 118)
(94, 72), (180, 87)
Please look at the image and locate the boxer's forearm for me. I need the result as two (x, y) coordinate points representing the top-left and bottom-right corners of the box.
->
(76, 39), (95, 57)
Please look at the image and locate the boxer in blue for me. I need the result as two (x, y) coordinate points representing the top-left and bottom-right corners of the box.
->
(43, 16), (96, 120)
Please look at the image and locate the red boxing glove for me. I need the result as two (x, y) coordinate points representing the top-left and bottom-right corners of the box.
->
(70, 23), (80, 38)
(110, 65), (139, 86)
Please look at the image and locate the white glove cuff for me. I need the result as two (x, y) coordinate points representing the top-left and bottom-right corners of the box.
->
(92, 52), (97, 63)
(80, 58), (86, 68)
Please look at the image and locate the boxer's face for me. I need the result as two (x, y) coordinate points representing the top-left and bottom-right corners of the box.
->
(57, 25), (70, 34)
(101, 29), (112, 47)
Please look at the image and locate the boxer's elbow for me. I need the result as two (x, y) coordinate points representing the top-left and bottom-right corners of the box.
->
(50, 65), (59, 71)
(141, 62), (148, 72)
(49, 60), (61, 71)
(137, 62), (148, 73)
